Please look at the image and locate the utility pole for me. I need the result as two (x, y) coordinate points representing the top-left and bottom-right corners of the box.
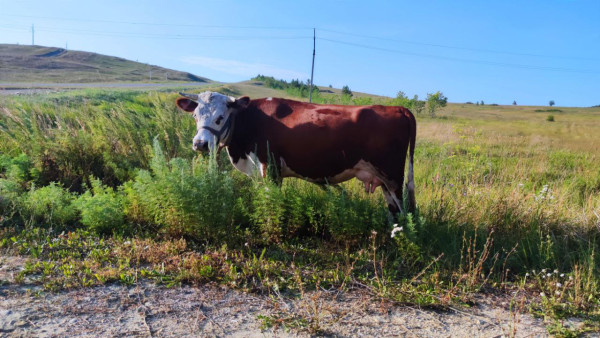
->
(31, 24), (34, 45)
(309, 28), (316, 103)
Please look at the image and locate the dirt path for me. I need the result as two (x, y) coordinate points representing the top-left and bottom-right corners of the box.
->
(0, 256), (552, 337)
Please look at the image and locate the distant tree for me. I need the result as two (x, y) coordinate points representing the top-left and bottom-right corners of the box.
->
(412, 98), (425, 115)
(513, 100), (517, 105)
(549, 100), (555, 107)
(426, 91), (448, 117)
(329, 84), (333, 88)
(342, 85), (353, 97)
(393, 91), (409, 107)
(481, 100), (485, 106)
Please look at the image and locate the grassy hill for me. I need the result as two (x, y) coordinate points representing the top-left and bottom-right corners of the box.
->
(0, 44), (210, 83)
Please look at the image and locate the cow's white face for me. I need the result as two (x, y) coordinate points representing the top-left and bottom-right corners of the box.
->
(191, 92), (235, 151)
(176, 91), (239, 151)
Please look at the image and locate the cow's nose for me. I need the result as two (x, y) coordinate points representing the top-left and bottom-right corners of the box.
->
(193, 140), (209, 152)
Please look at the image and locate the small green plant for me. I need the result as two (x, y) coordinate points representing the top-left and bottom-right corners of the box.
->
(546, 115), (555, 122)
(21, 182), (77, 229)
(0, 153), (37, 187)
(75, 178), (124, 235)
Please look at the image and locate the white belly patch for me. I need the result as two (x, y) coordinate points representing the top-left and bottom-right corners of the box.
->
(228, 150), (262, 176)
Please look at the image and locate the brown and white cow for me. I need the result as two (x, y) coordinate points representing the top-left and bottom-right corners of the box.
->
(176, 91), (416, 215)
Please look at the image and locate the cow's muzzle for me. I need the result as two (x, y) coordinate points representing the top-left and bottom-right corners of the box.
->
(193, 140), (210, 152)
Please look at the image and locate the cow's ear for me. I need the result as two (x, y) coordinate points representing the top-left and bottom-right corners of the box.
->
(234, 96), (251, 109)
(176, 98), (198, 113)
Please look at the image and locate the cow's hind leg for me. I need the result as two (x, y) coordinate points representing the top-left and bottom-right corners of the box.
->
(381, 185), (403, 221)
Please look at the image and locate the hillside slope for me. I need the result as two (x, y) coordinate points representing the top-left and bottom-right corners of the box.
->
(0, 44), (210, 83)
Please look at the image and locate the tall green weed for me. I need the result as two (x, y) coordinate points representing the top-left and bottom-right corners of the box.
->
(124, 139), (243, 243)
(22, 182), (77, 229)
(75, 178), (125, 235)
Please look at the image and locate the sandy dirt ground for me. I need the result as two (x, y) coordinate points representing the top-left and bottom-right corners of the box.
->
(0, 255), (560, 337)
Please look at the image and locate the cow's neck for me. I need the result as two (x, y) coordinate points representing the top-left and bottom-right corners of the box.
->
(225, 105), (265, 173)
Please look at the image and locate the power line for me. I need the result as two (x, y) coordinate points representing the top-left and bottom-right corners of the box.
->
(0, 13), (311, 31)
(318, 37), (600, 74)
(1, 24), (310, 41)
(2, 19), (597, 75)
(3, 12), (594, 62)
(319, 28), (598, 62)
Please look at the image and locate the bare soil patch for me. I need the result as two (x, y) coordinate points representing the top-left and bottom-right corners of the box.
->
(0, 256), (554, 337)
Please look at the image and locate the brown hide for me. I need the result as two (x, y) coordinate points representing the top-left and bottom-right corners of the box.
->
(227, 98), (416, 214)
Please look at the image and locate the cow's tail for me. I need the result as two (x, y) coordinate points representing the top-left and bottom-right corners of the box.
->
(406, 110), (416, 214)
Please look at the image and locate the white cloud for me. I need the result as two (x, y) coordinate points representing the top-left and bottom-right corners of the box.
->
(181, 56), (308, 81)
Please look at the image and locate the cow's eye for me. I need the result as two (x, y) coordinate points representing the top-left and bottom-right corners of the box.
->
(215, 116), (224, 125)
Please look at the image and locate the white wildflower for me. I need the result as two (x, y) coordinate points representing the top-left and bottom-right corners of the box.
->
(525, 273), (530, 277)
(535, 185), (551, 202)
(569, 276), (573, 281)
(554, 269), (559, 274)
(556, 282), (562, 288)
(541, 269), (547, 273)
(547, 273), (552, 278)
(391, 224), (403, 238)
(555, 290), (561, 296)
(540, 292), (546, 298)
(560, 273), (565, 278)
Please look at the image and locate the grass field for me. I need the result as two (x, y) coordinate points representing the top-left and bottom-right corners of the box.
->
(1, 85), (599, 335)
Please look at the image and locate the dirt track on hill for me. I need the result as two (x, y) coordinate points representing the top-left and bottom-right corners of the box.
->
(0, 256), (559, 337)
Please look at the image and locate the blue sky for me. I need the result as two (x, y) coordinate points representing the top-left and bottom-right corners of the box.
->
(0, 0), (598, 107)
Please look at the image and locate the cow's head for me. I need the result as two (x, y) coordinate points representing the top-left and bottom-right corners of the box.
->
(176, 91), (250, 152)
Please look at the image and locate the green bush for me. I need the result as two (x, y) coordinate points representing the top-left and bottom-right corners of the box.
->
(250, 180), (286, 243)
(21, 182), (77, 229)
(323, 186), (389, 243)
(0, 153), (37, 187)
(0, 178), (22, 218)
(124, 139), (244, 243)
(248, 178), (319, 244)
(75, 178), (124, 235)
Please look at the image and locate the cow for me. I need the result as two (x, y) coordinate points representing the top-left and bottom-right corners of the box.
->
(176, 91), (416, 215)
